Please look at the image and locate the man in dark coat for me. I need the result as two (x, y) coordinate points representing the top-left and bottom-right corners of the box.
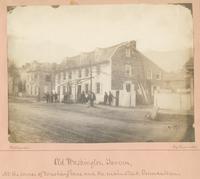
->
(89, 91), (96, 107)
(108, 91), (114, 106)
(104, 92), (108, 105)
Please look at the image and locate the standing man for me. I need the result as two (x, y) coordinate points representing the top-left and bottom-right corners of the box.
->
(88, 91), (96, 107)
(108, 91), (114, 106)
(46, 92), (50, 103)
(104, 92), (108, 105)
(55, 92), (58, 103)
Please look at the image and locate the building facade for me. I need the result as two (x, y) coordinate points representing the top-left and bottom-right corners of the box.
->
(55, 41), (164, 107)
(20, 61), (55, 99)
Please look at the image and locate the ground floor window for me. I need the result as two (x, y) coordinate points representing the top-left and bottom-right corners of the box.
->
(68, 86), (72, 95)
(63, 86), (66, 94)
(96, 82), (101, 94)
(85, 83), (89, 93)
(57, 86), (60, 94)
(126, 83), (131, 92)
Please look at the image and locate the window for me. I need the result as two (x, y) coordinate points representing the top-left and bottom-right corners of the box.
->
(126, 48), (131, 57)
(126, 83), (131, 92)
(68, 86), (72, 95)
(45, 74), (51, 82)
(63, 86), (66, 94)
(58, 73), (61, 81)
(78, 69), (82, 78)
(85, 68), (89, 77)
(147, 70), (153, 79)
(34, 74), (38, 80)
(35, 86), (38, 95)
(96, 82), (101, 94)
(155, 72), (162, 80)
(125, 64), (132, 76)
(96, 65), (101, 75)
(85, 84), (89, 93)
(63, 71), (66, 80)
(57, 86), (60, 94)
(44, 86), (48, 93)
(68, 71), (72, 79)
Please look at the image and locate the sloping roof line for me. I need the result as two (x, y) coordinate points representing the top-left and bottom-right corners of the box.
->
(58, 42), (127, 70)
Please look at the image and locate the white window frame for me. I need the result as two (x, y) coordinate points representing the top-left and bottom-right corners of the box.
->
(125, 48), (131, 57)
(125, 64), (132, 77)
(156, 72), (162, 80)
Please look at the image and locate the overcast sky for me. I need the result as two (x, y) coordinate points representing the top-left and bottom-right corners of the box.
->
(7, 4), (193, 71)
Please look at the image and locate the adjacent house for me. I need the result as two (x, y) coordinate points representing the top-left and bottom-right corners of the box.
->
(55, 41), (164, 107)
(154, 58), (194, 111)
(20, 61), (55, 100)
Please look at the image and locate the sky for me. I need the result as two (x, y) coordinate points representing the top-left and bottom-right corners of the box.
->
(7, 4), (193, 71)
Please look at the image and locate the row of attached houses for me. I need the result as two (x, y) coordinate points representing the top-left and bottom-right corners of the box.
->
(14, 40), (176, 107)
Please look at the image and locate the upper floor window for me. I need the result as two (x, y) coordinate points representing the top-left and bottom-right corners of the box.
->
(68, 71), (72, 79)
(96, 65), (101, 75)
(147, 70), (153, 80)
(126, 83), (131, 92)
(96, 82), (101, 94)
(58, 73), (61, 81)
(155, 72), (162, 80)
(78, 69), (82, 78)
(63, 71), (66, 80)
(85, 83), (89, 93)
(85, 68), (89, 77)
(45, 74), (51, 82)
(125, 48), (131, 57)
(125, 64), (132, 77)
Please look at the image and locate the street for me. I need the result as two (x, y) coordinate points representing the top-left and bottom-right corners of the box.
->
(8, 98), (194, 143)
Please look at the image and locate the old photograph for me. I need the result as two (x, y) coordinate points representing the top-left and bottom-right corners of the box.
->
(7, 4), (194, 143)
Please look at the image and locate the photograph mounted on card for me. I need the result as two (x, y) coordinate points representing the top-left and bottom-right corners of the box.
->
(1, 0), (197, 151)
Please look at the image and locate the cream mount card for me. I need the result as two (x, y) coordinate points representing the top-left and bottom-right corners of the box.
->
(0, 0), (200, 179)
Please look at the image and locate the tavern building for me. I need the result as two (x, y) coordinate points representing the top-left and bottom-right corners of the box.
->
(54, 40), (164, 107)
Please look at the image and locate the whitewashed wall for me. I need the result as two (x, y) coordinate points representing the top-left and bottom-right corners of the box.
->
(154, 90), (192, 111)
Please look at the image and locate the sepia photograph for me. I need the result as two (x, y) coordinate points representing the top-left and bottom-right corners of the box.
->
(7, 4), (194, 143)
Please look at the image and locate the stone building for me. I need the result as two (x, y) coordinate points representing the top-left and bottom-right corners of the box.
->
(55, 41), (164, 107)
(20, 61), (55, 99)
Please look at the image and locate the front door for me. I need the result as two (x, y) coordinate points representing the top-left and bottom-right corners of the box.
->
(115, 90), (119, 106)
(77, 85), (81, 102)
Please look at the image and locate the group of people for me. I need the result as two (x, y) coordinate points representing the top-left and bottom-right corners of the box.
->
(45, 90), (115, 107)
(45, 92), (58, 103)
(63, 92), (71, 104)
(79, 91), (96, 106)
(104, 91), (114, 105)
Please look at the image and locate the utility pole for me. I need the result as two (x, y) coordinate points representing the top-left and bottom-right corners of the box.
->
(89, 59), (93, 106)
(90, 59), (93, 93)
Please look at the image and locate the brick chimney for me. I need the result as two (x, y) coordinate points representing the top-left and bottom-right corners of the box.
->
(129, 40), (136, 49)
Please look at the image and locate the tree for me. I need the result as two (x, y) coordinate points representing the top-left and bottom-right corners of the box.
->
(8, 60), (20, 96)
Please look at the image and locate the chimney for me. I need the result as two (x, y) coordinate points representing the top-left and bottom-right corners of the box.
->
(129, 40), (136, 49)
